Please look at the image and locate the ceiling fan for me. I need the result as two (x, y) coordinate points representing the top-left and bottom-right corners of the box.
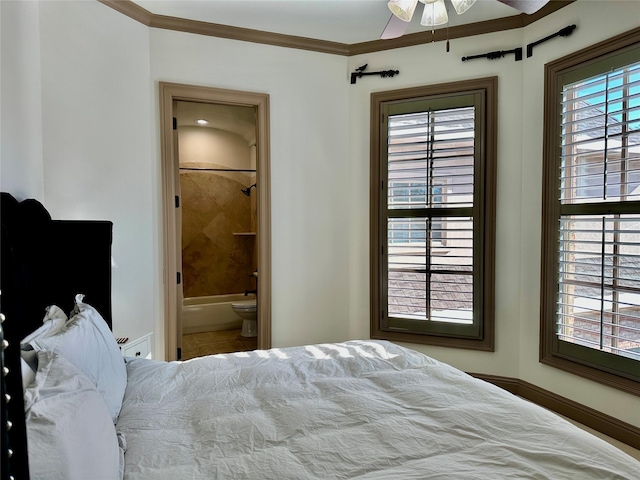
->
(381, 0), (551, 39)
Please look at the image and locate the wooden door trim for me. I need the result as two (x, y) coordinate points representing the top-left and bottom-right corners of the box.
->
(159, 81), (271, 360)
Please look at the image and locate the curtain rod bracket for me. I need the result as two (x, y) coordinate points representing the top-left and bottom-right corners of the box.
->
(350, 64), (399, 84)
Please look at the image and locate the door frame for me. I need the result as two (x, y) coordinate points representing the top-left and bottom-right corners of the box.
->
(159, 81), (272, 360)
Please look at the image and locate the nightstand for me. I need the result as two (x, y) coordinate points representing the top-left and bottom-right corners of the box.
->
(119, 333), (153, 359)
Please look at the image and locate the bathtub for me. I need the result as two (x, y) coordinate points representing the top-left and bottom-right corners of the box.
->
(182, 294), (255, 334)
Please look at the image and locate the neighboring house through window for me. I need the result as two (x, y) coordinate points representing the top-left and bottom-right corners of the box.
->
(541, 28), (640, 395)
(371, 78), (497, 350)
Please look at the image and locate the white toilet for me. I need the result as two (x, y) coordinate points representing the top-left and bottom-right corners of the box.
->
(231, 299), (257, 337)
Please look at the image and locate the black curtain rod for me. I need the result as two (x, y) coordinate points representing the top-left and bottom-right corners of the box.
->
(350, 64), (399, 84)
(461, 24), (577, 63)
(462, 47), (523, 62)
(527, 24), (576, 58)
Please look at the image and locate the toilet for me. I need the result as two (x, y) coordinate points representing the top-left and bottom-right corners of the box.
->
(231, 299), (257, 337)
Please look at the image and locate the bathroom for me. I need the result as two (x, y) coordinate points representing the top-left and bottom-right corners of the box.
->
(176, 100), (259, 359)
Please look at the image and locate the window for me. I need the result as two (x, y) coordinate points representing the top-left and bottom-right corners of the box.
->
(541, 28), (640, 395)
(371, 78), (497, 350)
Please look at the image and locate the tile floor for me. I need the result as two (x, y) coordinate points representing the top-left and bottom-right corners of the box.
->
(182, 329), (257, 360)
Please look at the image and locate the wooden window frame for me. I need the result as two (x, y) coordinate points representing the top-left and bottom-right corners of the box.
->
(540, 27), (640, 396)
(370, 78), (497, 351)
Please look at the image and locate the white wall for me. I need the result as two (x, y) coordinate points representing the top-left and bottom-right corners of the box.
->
(0, 0), (44, 200)
(518, 1), (640, 429)
(1, 0), (638, 428)
(348, 1), (640, 427)
(348, 27), (525, 377)
(150, 29), (351, 348)
(36, 1), (156, 345)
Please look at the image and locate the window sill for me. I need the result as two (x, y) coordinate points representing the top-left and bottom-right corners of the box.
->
(372, 329), (494, 352)
(540, 353), (640, 397)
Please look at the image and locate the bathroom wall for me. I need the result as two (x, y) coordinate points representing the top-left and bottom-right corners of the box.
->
(179, 124), (257, 298)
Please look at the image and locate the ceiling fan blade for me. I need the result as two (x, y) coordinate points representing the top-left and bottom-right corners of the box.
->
(496, 0), (550, 15)
(381, 14), (410, 39)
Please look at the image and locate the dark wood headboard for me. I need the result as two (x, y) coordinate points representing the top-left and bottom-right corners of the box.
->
(0, 192), (113, 479)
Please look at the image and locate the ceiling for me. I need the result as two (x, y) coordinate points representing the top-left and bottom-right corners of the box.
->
(130, 0), (528, 45)
(176, 102), (257, 145)
(154, 0), (554, 139)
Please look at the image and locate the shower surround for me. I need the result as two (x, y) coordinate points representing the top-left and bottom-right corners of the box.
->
(180, 163), (257, 298)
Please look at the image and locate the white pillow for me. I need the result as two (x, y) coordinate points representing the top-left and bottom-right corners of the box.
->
(21, 305), (67, 347)
(21, 357), (36, 389)
(31, 294), (126, 423)
(21, 305), (69, 372)
(25, 351), (121, 480)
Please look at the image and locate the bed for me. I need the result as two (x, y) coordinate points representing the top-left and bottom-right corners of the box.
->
(1, 192), (639, 479)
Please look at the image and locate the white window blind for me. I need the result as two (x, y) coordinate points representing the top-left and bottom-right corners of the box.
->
(558, 60), (640, 362)
(386, 107), (475, 325)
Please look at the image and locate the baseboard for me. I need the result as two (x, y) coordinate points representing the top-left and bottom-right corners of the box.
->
(469, 373), (640, 451)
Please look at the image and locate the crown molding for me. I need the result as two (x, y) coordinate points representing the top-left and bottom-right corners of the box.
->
(99, 0), (574, 56)
(99, 0), (152, 26)
(98, 0), (349, 55)
(349, 1), (573, 55)
(149, 14), (350, 56)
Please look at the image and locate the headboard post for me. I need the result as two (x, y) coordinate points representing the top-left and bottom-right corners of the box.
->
(1, 192), (113, 479)
(1, 296), (30, 479)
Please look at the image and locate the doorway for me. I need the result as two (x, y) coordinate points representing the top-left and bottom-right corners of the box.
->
(159, 82), (271, 361)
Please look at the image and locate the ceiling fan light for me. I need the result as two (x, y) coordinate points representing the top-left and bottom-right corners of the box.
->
(388, 0), (419, 22)
(420, 0), (448, 26)
(450, 0), (476, 15)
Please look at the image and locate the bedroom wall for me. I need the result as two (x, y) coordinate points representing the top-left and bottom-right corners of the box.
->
(0, 2), (160, 344)
(0, 0), (45, 200)
(517, 1), (640, 430)
(1, 0), (351, 359)
(347, 22), (525, 377)
(2, 0), (638, 428)
(150, 29), (351, 349)
(348, 1), (640, 428)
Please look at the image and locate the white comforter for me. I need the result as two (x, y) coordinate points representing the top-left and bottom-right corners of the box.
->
(117, 340), (639, 479)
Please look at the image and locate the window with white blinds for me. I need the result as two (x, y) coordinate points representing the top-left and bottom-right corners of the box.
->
(558, 60), (640, 369)
(371, 79), (496, 350)
(387, 108), (474, 327)
(560, 62), (640, 204)
(541, 30), (640, 391)
(558, 215), (640, 361)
